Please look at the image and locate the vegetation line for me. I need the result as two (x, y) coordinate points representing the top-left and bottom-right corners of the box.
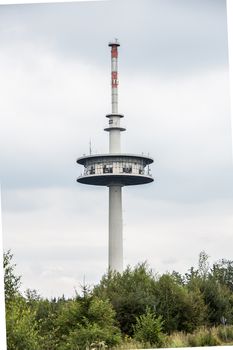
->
(3, 250), (233, 349)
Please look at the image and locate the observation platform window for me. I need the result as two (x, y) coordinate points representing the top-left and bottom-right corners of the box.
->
(103, 165), (113, 173)
(90, 166), (95, 175)
(123, 166), (132, 174)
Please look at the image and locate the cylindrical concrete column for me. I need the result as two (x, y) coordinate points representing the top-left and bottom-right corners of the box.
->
(108, 184), (123, 273)
(109, 129), (121, 153)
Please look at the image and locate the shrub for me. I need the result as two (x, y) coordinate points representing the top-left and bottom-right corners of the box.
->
(165, 332), (189, 348)
(188, 327), (221, 347)
(56, 296), (122, 350)
(217, 325), (233, 343)
(58, 323), (121, 350)
(133, 307), (165, 347)
(113, 336), (144, 349)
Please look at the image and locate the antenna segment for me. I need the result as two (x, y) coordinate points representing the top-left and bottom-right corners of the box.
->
(109, 38), (119, 113)
(105, 39), (125, 154)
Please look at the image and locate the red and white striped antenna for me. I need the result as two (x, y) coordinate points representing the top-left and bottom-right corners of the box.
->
(108, 38), (120, 114)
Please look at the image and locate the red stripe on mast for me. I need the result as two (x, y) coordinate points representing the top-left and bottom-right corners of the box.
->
(111, 46), (118, 58)
(112, 71), (118, 87)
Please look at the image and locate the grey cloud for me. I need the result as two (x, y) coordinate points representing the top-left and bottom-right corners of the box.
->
(0, 0), (228, 75)
(15, 244), (107, 263)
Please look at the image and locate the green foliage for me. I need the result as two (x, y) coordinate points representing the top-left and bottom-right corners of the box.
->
(217, 325), (233, 343)
(58, 323), (120, 350)
(93, 262), (157, 335)
(4, 251), (233, 349)
(6, 296), (41, 350)
(164, 332), (189, 348)
(87, 296), (117, 327)
(199, 277), (233, 325)
(3, 250), (21, 302)
(114, 335), (145, 349)
(25, 288), (41, 304)
(165, 326), (233, 348)
(188, 327), (221, 347)
(212, 259), (233, 292)
(198, 251), (210, 279)
(55, 295), (122, 350)
(185, 251), (233, 326)
(171, 271), (185, 285)
(154, 274), (206, 333)
(133, 307), (165, 347)
(34, 297), (64, 350)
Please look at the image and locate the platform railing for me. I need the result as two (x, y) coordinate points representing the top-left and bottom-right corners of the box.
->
(79, 166), (153, 177)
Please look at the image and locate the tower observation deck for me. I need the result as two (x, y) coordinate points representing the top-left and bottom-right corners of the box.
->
(77, 40), (154, 273)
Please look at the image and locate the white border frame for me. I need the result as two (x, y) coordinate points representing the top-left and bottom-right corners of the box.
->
(0, 1), (232, 350)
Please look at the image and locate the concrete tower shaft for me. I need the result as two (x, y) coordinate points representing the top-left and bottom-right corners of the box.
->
(109, 185), (123, 272)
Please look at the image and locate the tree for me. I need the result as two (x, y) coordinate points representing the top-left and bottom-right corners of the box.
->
(93, 262), (158, 335)
(25, 293), (62, 350)
(212, 259), (233, 292)
(3, 250), (21, 302)
(199, 277), (233, 325)
(55, 295), (121, 350)
(184, 251), (210, 285)
(133, 307), (165, 347)
(154, 274), (206, 333)
(185, 253), (233, 326)
(198, 251), (210, 279)
(6, 296), (41, 350)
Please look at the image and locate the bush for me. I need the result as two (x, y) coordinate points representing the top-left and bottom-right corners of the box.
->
(188, 327), (221, 347)
(113, 335), (144, 349)
(55, 296), (122, 350)
(158, 325), (233, 348)
(58, 323), (120, 350)
(217, 325), (233, 343)
(133, 308), (165, 347)
(165, 332), (189, 348)
(93, 263), (157, 336)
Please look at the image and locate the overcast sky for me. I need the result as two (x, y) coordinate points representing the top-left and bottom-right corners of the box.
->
(0, 0), (233, 298)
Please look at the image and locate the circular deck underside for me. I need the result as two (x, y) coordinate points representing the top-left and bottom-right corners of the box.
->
(77, 173), (154, 186)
